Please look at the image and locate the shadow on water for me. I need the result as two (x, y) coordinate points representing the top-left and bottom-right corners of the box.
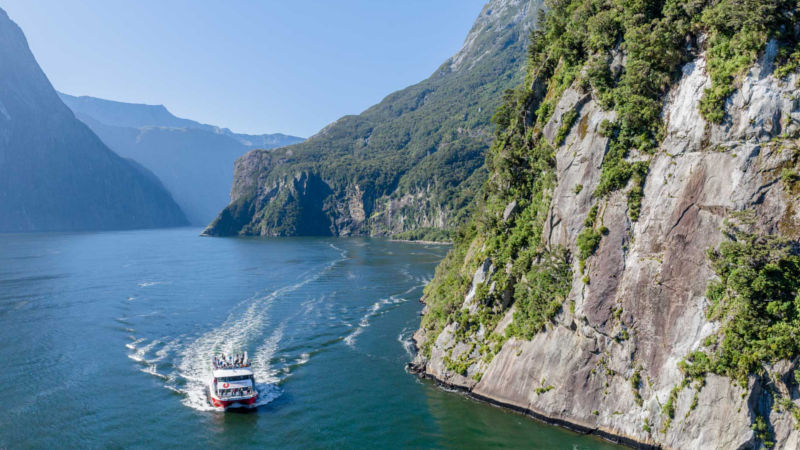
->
(420, 378), (622, 450)
(221, 407), (259, 416)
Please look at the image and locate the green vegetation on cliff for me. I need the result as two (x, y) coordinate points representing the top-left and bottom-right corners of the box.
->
(681, 216), (800, 384)
(391, 227), (452, 243)
(206, 2), (541, 238)
(698, 0), (799, 123)
(418, 0), (799, 367)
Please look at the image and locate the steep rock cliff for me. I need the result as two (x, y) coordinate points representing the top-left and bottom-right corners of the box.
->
(0, 8), (187, 232)
(412, 1), (800, 447)
(205, 0), (542, 238)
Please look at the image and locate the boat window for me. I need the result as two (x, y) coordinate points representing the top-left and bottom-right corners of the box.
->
(218, 375), (250, 382)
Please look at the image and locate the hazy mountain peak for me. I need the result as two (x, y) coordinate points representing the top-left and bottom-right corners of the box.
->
(58, 92), (304, 145)
(58, 92), (203, 130)
(57, 92), (304, 225)
(0, 7), (187, 231)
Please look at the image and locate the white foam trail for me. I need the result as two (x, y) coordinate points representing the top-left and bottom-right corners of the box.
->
(141, 365), (169, 380)
(399, 267), (414, 282)
(344, 327), (364, 347)
(345, 283), (422, 348)
(128, 243), (349, 412)
(296, 353), (310, 365)
(344, 298), (388, 348)
(128, 339), (160, 362)
(398, 328), (416, 358)
(137, 340), (159, 357)
(252, 323), (286, 384)
(149, 340), (176, 363)
(276, 351), (312, 382)
(301, 294), (327, 319)
(250, 383), (282, 408)
(126, 337), (145, 350)
(165, 385), (184, 394)
(175, 247), (348, 411)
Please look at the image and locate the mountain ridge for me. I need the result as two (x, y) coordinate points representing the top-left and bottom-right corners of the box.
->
(59, 93), (304, 225)
(204, 0), (542, 239)
(58, 92), (304, 148)
(0, 7), (187, 232)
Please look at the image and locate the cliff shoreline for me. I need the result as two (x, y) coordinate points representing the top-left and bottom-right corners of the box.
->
(406, 342), (659, 450)
(410, 22), (800, 448)
(387, 239), (453, 246)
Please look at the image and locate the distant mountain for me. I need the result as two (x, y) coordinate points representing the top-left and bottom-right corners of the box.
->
(0, 8), (187, 232)
(58, 93), (303, 149)
(58, 93), (304, 225)
(204, 0), (541, 239)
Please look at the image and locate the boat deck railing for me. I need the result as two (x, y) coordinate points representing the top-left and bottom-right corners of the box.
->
(212, 353), (250, 370)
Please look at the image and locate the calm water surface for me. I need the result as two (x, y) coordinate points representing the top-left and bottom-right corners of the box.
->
(0, 228), (620, 449)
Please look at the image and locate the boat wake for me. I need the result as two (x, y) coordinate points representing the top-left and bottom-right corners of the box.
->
(138, 281), (170, 288)
(125, 243), (349, 412)
(397, 327), (416, 358)
(344, 283), (423, 348)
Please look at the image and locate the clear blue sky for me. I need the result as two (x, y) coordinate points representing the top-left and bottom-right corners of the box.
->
(0, 0), (487, 137)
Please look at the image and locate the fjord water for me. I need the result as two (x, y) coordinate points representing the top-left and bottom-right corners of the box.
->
(0, 229), (618, 449)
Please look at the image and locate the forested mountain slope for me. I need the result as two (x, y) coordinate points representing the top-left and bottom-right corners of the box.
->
(204, 0), (542, 239)
(411, 0), (800, 447)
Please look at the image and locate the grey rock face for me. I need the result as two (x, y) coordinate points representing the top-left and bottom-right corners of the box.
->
(0, 8), (187, 232)
(415, 45), (800, 448)
(502, 200), (518, 222)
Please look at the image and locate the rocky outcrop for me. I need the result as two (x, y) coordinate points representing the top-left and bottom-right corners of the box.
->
(0, 8), (187, 232)
(204, 0), (542, 238)
(412, 39), (800, 448)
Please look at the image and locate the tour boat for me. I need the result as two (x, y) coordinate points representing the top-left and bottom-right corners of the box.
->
(207, 353), (258, 409)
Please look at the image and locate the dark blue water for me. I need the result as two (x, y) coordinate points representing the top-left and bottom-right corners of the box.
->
(0, 228), (619, 448)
